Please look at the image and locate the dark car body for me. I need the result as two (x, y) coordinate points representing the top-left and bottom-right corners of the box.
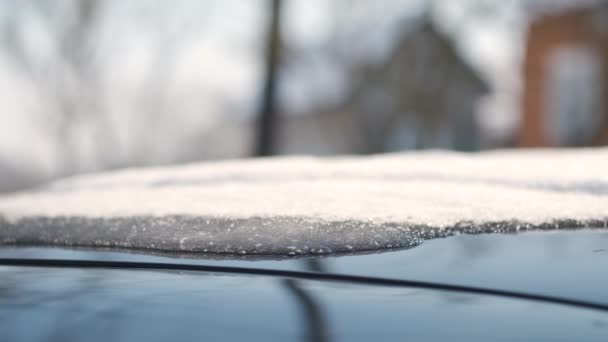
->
(1, 230), (607, 341)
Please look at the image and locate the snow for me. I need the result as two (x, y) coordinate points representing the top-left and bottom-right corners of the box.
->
(1, 149), (608, 256)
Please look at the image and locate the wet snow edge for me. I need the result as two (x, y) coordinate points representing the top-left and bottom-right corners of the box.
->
(2, 215), (608, 256)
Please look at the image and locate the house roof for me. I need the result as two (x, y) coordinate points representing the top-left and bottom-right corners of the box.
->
(348, 16), (490, 100)
(404, 17), (490, 93)
(281, 11), (491, 116)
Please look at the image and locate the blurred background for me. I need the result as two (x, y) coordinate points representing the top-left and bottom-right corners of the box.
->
(0, 0), (606, 192)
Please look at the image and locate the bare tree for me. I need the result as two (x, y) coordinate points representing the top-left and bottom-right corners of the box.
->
(1, 0), (106, 174)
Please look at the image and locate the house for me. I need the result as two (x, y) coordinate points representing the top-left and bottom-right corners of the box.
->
(519, 2), (608, 147)
(276, 16), (489, 155)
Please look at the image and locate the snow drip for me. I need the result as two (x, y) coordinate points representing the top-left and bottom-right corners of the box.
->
(1, 149), (608, 256)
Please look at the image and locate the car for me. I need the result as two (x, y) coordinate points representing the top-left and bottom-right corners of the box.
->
(1, 229), (607, 341)
(1, 150), (607, 341)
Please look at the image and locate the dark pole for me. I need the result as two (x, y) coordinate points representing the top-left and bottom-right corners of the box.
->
(255, 0), (282, 157)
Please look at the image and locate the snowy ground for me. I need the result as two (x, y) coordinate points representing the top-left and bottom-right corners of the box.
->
(1, 148), (608, 256)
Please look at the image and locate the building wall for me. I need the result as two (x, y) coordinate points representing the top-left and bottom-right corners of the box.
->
(520, 6), (608, 147)
(276, 110), (361, 155)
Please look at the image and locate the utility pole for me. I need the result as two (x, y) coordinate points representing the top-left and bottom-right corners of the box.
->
(255, 0), (282, 156)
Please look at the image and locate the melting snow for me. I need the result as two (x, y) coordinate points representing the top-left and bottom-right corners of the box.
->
(1, 149), (608, 255)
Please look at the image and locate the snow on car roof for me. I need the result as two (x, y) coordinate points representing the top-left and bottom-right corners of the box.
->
(1, 149), (607, 256)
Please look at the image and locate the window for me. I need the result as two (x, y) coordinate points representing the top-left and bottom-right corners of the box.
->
(544, 46), (603, 146)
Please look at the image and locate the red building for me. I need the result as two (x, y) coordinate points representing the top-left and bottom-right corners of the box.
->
(520, 3), (608, 147)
